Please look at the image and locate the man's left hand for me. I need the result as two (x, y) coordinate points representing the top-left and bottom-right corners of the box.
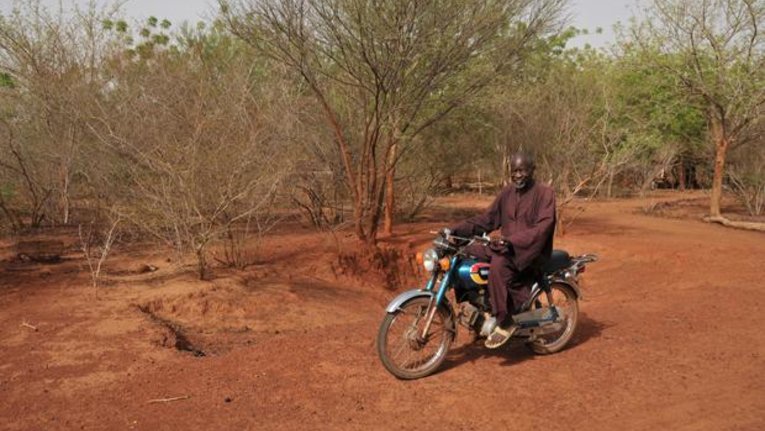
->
(489, 238), (508, 253)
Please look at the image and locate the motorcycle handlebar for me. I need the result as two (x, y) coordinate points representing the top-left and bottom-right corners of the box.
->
(432, 230), (596, 263)
(432, 231), (503, 248)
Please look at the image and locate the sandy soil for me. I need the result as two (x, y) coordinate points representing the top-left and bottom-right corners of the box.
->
(1, 191), (763, 430)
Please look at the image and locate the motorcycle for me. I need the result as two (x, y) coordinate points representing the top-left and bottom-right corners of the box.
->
(376, 231), (597, 379)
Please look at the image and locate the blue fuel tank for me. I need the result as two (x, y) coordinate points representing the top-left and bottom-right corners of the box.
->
(455, 259), (490, 290)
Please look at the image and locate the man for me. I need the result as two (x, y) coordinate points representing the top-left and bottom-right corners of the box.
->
(448, 152), (556, 348)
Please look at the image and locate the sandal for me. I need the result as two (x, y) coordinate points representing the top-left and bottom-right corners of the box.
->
(484, 324), (517, 349)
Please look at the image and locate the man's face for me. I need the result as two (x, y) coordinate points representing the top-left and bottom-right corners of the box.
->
(510, 159), (534, 190)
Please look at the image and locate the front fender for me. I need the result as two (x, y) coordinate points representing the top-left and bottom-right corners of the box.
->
(385, 289), (435, 313)
(384, 289), (456, 334)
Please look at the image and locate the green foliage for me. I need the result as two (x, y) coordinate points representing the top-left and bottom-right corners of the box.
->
(612, 50), (706, 147)
(152, 34), (170, 45)
(102, 16), (176, 60)
(0, 72), (14, 88)
(0, 183), (14, 200)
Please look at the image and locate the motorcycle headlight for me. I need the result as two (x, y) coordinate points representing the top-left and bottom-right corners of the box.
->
(422, 248), (439, 272)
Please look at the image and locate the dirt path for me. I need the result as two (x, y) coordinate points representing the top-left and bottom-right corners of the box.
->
(1, 193), (764, 430)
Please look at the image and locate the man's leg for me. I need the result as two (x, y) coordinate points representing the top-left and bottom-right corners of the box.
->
(485, 253), (520, 349)
(508, 280), (531, 315)
(487, 254), (511, 322)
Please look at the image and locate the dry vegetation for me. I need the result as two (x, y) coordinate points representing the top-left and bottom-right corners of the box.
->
(1, 0), (764, 274)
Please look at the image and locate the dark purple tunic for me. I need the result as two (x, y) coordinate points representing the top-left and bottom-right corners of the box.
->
(450, 180), (556, 317)
(451, 180), (556, 270)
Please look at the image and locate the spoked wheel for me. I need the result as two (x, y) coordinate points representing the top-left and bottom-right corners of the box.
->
(376, 297), (454, 380)
(527, 283), (578, 354)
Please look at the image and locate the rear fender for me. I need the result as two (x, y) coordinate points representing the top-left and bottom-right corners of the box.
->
(523, 278), (582, 312)
(547, 279), (583, 300)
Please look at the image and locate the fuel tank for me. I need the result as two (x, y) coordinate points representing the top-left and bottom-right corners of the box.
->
(455, 259), (490, 290)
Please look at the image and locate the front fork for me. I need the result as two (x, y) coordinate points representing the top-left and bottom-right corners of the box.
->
(419, 256), (459, 340)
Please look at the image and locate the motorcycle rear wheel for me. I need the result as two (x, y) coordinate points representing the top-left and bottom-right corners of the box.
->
(377, 297), (454, 380)
(527, 283), (578, 355)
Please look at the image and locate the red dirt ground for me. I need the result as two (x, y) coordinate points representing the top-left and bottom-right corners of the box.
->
(1, 191), (763, 430)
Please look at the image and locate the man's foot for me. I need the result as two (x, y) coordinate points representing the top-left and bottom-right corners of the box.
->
(484, 324), (518, 349)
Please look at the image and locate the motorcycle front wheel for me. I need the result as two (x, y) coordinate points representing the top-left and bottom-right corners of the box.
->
(376, 297), (454, 380)
(527, 283), (579, 355)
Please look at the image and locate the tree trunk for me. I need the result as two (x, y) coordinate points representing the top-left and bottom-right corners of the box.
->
(709, 118), (729, 218)
(677, 159), (686, 191)
(382, 174), (394, 237)
(501, 143), (511, 186)
(383, 167), (395, 237)
(196, 246), (207, 280)
(606, 169), (615, 199)
(383, 140), (398, 237)
(61, 167), (70, 225)
(364, 206), (381, 247)
(354, 201), (367, 243)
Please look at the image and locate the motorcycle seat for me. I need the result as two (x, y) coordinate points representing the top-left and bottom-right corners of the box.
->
(467, 248), (572, 275)
(542, 250), (571, 274)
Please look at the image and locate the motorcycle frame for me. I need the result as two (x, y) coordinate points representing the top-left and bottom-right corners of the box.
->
(417, 255), (584, 340)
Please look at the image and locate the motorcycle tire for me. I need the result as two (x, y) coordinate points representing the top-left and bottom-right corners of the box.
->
(527, 283), (579, 355)
(376, 297), (454, 380)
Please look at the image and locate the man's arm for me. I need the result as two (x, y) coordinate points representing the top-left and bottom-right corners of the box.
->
(450, 191), (504, 237)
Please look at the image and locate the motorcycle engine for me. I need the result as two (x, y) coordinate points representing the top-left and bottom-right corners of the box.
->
(458, 302), (498, 337)
(457, 302), (480, 328)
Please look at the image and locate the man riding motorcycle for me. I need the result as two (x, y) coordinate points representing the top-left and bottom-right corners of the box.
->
(446, 152), (556, 348)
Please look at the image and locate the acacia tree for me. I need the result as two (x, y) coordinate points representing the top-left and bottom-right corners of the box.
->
(600, 47), (707, 196)
(221, 0), (565, 245)
(630, 0), (765, 220)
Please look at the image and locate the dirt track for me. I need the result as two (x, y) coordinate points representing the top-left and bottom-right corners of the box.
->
(1, 192), (764, 430)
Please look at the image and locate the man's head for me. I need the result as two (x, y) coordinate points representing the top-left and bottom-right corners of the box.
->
(510, 152), (535, 190)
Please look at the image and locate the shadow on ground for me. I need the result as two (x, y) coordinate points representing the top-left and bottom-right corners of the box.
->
(438, 313), (612, 374)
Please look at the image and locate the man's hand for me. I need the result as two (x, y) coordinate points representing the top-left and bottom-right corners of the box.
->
(489, 238), (509, 253)
(489, 238), (505, 247)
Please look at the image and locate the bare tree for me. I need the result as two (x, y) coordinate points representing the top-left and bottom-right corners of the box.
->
(89, 28), (294, 279)
(222, 0), (566, 245)
(728, 145), (765, 216)
(0, 1), (121, 227)
(0, 120), (52, 229)
(79, 211), (121, 290)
